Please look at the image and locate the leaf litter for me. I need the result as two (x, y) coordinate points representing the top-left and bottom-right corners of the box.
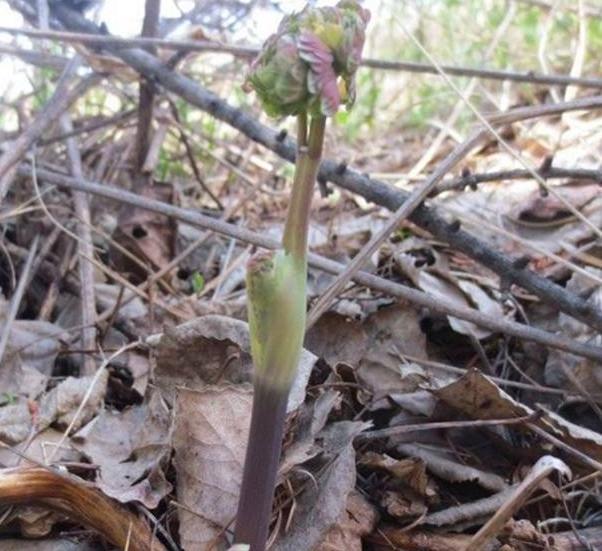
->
(1, 1), (602, 550)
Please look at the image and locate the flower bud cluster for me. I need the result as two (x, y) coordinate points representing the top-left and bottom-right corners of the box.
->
(244, 0), (370, 117)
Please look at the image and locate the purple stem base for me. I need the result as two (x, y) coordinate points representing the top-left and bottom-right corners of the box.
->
(234, 382), (289, 551)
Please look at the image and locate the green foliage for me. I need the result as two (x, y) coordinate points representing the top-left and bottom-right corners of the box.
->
(32, 67), (56, 110)
(191, 272), (205, 294)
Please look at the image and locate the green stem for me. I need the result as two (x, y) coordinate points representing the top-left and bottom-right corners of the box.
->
(282, 115), (326, 262)
(234, 114), (326, 551)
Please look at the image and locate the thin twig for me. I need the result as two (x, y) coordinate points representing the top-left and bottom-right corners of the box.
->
(434, 164), (602, 195)
(37, 5), (602, 333)
(61, 114), (97, 376)
(4, 25), (602, 89)
(358, 414), (535, 441)
(0, 56), (92, 200)
(0, 235), (39, 367)
(134, 0), (161, 175)
(20, 164), (602, 363)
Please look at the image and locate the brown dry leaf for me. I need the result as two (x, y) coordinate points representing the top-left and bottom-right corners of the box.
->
(358, 303), (428, 395)
(316, 491), (379, 551)
(3, 323), (66, 376)
(274, 440), (357, 551)
(0, 297), (66, 378)
(501, 518), (550, 549)
(305, 303), (429, 396)
(110, 184), (175, 281)
(545, 269), (602, 397)
(435, 369), (531, 421)
(3, 506), (68, 539)
(360, 452), (435, 498)
(38, 368), (109, 431)
(174, 385), (251, 550)
(0, 540), (94, 551)
(381, 490), (427, 521)
(280, 390), (342, 475)
(0, 363), (47, 401)
(395, 252), (503, 339)
(151, 315), (316, 412)
(73, 391), (172, 508)
(397, 443), (509, 492)
(512, 183), (599, 224)
(0, 428), (81, 467)
(436, 370), (602, 465)
(0, 402), (32, 444)
(304, 312), (368, 368)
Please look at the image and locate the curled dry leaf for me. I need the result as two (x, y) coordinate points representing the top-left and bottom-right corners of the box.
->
(395, 250), (504, 339)
(73, 391), (172, 508)
(360, 452), (435, 499)
(151, 315), (316, 412)
(380, 490), (427, 521)
(424, 486), (516, 528)
(4, 506), (67, 538)
(397, 443), (509, 493)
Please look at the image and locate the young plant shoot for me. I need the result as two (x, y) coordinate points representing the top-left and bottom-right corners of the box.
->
(234, 2), (370, 550)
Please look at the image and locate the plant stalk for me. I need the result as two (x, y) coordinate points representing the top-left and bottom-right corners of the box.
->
(282, 115), (326, 262)
(234, 114), (326, 551)
(233, 383), (288, 550)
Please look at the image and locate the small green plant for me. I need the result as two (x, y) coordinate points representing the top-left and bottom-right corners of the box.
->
(191, 271), (205, 294)
(233, 2), (369, 550)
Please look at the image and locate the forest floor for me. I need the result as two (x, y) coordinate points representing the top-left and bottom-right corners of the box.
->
(1, 0), (602, 550)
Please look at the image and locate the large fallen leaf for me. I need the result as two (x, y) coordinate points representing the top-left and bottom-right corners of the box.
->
(545, 269), (602, 398)
(358, 303), (428, 395)
(0, 297), (65, 379)
(304, 312), (368, 368)
(274, 441), (357, 551)
(151, 315), (316, 412)
(174, 385), (252, 550)
(436, 370), (602, 465)
(74, 390), (172, 508)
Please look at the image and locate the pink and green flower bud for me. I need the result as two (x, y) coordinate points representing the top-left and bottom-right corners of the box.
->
(246, 249), (307, 393)
(244, 0), (370, 117)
